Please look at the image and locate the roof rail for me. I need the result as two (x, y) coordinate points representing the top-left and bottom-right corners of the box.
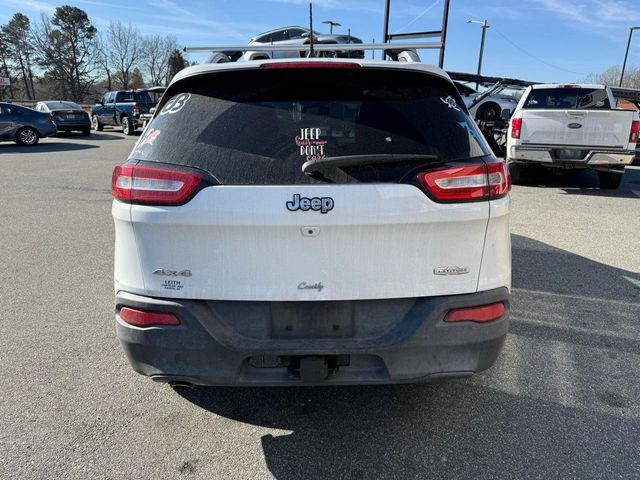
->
(183, 42), (443, 54)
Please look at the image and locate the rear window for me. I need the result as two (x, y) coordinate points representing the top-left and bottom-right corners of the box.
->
(116, 91), (153, 103)
(45, 101), (81, 110)
(524, 88), (611, 110)
(132, 68), (490, 185)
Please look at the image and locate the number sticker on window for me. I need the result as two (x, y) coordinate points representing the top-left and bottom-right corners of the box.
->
(160, 93), (191, 115)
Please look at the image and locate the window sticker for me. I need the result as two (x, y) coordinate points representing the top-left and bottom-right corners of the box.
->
(160, 92), (191, 115)
(139, 128), (161, 147)
(440, 96), (461, 111)
(131, 128), (161, 159)
(295, 127), (328, 161)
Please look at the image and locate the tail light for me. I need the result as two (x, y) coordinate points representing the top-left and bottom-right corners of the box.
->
(444, 302), (505, 323)
(261, 62), (360, 68)
(132, 104), (140, 117)
(112, 163), (202, 205)
(417, 160), (510, 203)
(510, 117), (522, 139)
(629, 120), (640, 143)
(119, 307), (179, 327)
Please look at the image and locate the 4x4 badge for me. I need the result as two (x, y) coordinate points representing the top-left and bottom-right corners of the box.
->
(286, 194), (334, 214)
(153, 268), (192, 277)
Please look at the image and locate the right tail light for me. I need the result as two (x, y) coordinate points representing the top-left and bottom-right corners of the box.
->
(629, 120), (640, 143)
(417, 160), (510, 203)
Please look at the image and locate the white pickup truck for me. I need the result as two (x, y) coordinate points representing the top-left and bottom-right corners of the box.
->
(506, 84), (639, 189)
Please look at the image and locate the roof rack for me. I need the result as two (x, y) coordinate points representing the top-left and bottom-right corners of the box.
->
(184, 42), (443, 55)
(447, 71), (537, 88)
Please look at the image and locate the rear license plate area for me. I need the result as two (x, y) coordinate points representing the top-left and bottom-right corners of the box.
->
(552, 149), (588, 160)
(271, 301), (354, 339)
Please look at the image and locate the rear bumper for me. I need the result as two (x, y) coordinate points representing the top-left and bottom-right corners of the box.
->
(115, 287), (510, 386)
(54, 120), (91, 130)
(508, 145), (634, 169)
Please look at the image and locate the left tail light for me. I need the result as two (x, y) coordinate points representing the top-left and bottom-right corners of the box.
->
(417, 160), (510, 203)
(132, 104), (140, 117)
(112, 163), (202, 205)
(510, 117), (522, 139)
(119, 307), (180, 327)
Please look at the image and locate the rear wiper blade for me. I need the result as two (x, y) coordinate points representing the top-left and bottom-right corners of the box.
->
(302, 154), (438, 175)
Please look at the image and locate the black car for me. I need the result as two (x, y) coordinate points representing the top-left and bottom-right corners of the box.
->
(0, 102), (57, 146)
(34, 101), (91, 136)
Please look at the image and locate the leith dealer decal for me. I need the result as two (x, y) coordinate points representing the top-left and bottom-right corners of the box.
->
(286, 194), (334, 214)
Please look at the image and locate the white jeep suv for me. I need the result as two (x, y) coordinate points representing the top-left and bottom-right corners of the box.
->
(112, 58), (511, 387)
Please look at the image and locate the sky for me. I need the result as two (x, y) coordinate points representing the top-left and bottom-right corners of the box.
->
(1, 0), (640, 83)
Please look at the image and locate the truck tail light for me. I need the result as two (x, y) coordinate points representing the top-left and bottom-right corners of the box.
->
(417, 160), (510, 203)
(119, 307), (180, 327)
(511, 117), (522, 139)
(444, 302), (505, 323)
(132, 104), (140, 117)
(112, 163), (202, 205)
(629, 120), (640, 143)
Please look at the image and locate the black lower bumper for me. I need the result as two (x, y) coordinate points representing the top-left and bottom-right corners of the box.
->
(115, 287), (510, 386)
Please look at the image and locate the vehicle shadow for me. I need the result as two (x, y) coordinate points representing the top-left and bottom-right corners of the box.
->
(173, 235), (640, 479)
(0, 141), (99, 154)
(94, 128), (142, 137)
(87, 132), (134, 140)
(517, 165), (640, 199)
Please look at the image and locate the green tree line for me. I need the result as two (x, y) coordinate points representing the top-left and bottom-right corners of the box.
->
(0, 5), (189, 102)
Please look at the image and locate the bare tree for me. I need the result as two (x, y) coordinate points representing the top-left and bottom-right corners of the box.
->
(141, 34), (177, 86)
(95, 34), (113, 91)
(582, 65), (640, 89)
(107, 21), (142, 90)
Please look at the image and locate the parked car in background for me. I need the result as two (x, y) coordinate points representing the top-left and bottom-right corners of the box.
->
(0, 102), (57, 146)
(111, 57), (511, 387)
(454, 81), (520, 121)
(506, 84), (639, 188)
(236, 25), (364, 61)
(91, 90), (155, 135)
(34, 100), (91, 136)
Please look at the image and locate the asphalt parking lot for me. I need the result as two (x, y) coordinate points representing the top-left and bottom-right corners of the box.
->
(1, 132), (639, 479)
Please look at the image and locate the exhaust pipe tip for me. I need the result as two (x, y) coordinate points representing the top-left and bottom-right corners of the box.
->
(169, 381), (195, 391)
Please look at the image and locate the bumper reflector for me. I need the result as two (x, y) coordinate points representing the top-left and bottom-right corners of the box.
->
(119, 307), (180, 327)
(444, 302), (505, 323)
